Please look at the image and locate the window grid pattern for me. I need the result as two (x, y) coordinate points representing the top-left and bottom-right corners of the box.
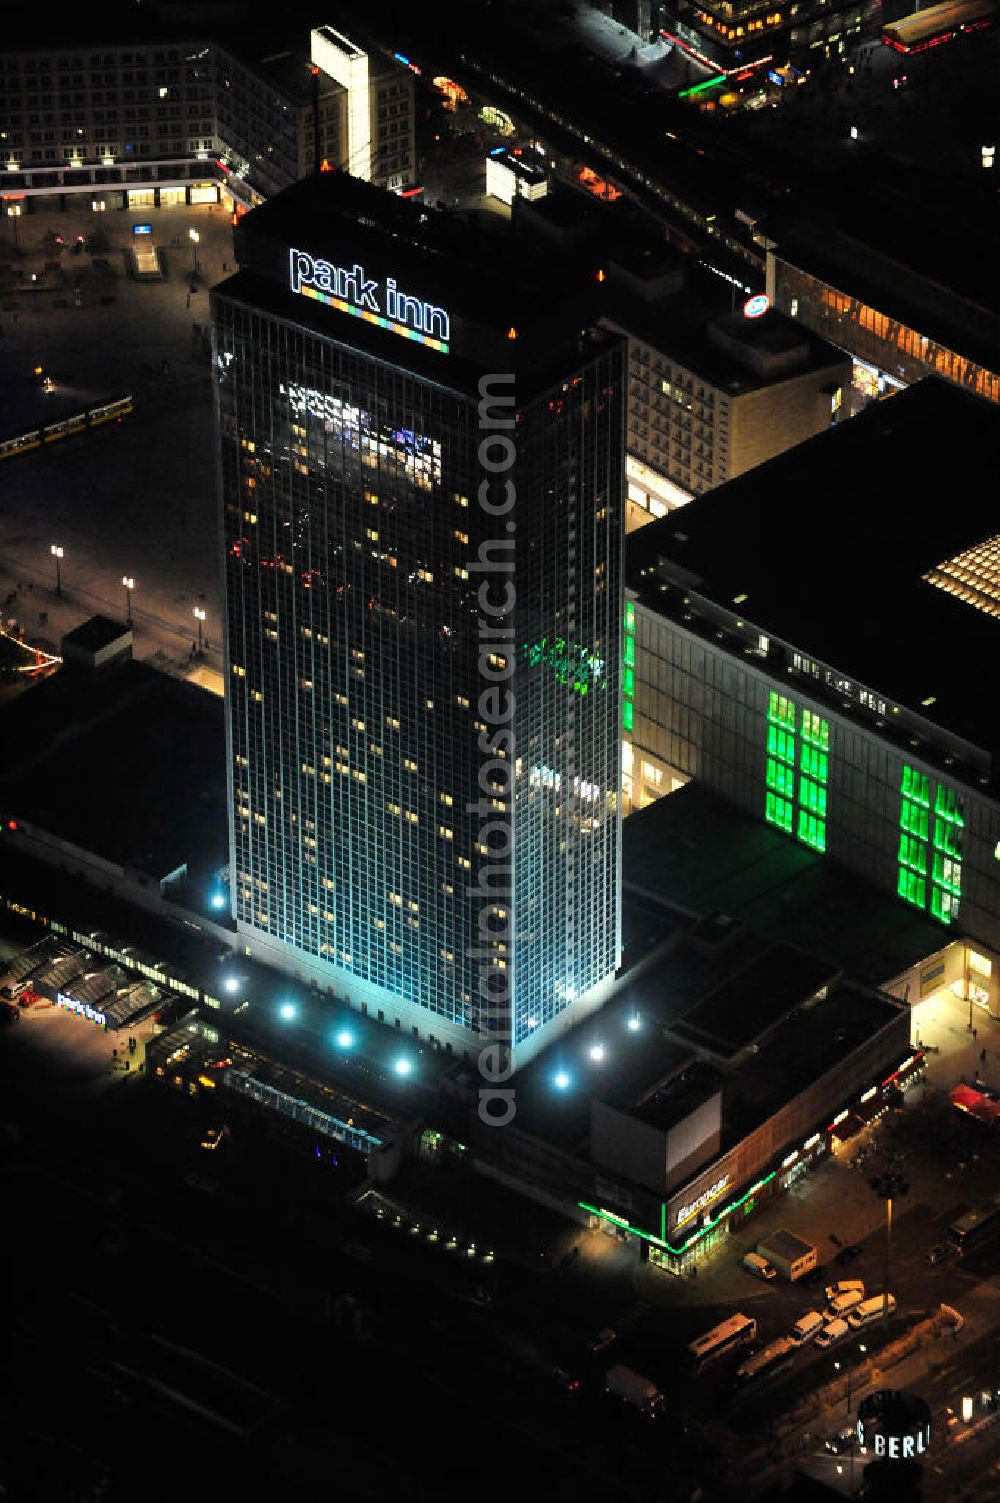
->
(897, 765), (963, 925)
(216, 295), (623, 1051)
(763, 693), (828, 851)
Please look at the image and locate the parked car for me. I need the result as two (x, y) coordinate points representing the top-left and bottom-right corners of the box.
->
(925, 1243), (953, 1266)
(825, 1426), (857, 1454)
(827, 1288), (865, 1318)
(834, 1243), (864, 1266)
(588, 1327), (617, 1354)
(848, 1294), (896, 1328)
(814, 1318), (850, 1349)
(743, 1252), (777, 1280)
(790, 1310), (825, 1344)
(825, 1279), (865, 1303)
(1, 1001), (21, 1025)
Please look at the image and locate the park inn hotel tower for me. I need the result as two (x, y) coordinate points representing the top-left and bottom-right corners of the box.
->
(211, 172), (625, 1069)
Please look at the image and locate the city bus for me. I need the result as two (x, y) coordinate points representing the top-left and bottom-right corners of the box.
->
(948, 1200), (1000, 1256)
(687, 1313), (757, 1371)
(882, 0), (994, 52)
(735, 1335), (796, 1383)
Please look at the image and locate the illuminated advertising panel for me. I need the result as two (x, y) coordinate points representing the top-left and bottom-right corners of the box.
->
(288, 247), (451, 354)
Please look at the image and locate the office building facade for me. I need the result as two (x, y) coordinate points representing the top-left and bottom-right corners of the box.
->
(624, 381), (1000, 1010)
(0, 32), (414, 210)
(213, 175), (624, 1067)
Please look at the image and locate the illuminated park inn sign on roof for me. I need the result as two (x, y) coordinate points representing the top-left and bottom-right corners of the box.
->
(289, 247), (451, 354)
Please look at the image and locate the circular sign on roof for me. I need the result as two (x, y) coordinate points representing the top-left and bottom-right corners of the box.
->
(743, 293), (770, 318)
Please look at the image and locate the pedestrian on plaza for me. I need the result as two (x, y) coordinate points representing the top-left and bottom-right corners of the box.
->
(111, 1048), (117, 1066)
(186, 293), (191, 310)
(973, 1026), (978, 1041)
(981, 1048), (988, 1064)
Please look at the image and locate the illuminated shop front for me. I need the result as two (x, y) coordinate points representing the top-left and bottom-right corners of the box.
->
(580, 1050), (925, 1273)
(767, 256), (1000, 405)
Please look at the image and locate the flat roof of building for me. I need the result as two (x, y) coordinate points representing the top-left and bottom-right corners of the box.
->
(607, 298), (847, 397)
(0, 657), (227, 881)
(622, 781), (947, 985)
(627, 378), (1000, 760)
(671, 944), (838, 1059)
(61, 615), (130, 654)
(772, 165), (1000, 372)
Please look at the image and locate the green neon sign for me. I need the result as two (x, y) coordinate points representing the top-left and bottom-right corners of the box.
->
(679, 73), (727, 98)
(579, 1169), (777, 1258)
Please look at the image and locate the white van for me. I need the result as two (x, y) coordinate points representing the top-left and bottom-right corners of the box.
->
(824, 1279), (865, 1303)
(814, 1318), (850, 1348)
(848, 1294), (896, 1328)
(743, 1252), (777, 1280)
(827, 1288), (865, 1318)
(791, 1310), (825, 1344)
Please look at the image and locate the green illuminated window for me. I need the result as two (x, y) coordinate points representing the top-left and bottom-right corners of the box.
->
(898, 767), (963, 926)
(623, 605), (636, 735)
(767, 758), (795, 798)
(932, 853), (961, 893)
(763, 693), (829, 854)
(900, 799), (929, 841)
(767, 725), (796, 764)
(797, 809), (826, 851)
(768, 691), (796, 729)
(930, 887), (959, 924)
(898, 868), (926, 908)
(898, 833), (927, 873)
(901, 765), (930, 806)
(935, 784), (965, 826)
(799, 777), (827, 817)
(766, 792), (793, 833)
(800, 744), (828, 783)
(801, 709), (829, 749)
(933, 820), (962, 858)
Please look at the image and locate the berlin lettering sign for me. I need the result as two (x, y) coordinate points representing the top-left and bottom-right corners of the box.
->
(856, 1419), (931, 1459)
(289, 248), (451, 353)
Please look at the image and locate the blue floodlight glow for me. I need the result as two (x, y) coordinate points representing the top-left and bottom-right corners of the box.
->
(210, 891), (227, 911)
(553, 1070), (572, 1091)
(278, 1001), (298, 1022)
(394, 1057), (413, 1076)
(224, 977), (240, 994)
(627, 1013), (641, 1032)
(335, 1028), (355, 1048)
(589, 1043), (606, 1062)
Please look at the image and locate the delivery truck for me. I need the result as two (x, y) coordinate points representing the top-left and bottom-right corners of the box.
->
(605, 1364), (664, 1414)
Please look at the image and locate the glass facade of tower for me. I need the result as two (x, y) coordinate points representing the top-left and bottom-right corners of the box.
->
(214, 291), (624, 1059)
(512, 354), (624, 1045)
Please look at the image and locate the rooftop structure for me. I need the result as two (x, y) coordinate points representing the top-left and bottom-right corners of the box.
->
(627, 378), (1000, 762)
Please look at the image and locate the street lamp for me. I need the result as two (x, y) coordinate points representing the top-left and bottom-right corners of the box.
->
(870, 1169), (909, 1325)
(122, 574), (134, 624)
(189, 226), (200, 272)
(193, 605), (206, 653)
(50, 544), (64, 597)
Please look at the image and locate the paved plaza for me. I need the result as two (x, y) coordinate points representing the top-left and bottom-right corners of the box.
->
(0, 199), (235, 689)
